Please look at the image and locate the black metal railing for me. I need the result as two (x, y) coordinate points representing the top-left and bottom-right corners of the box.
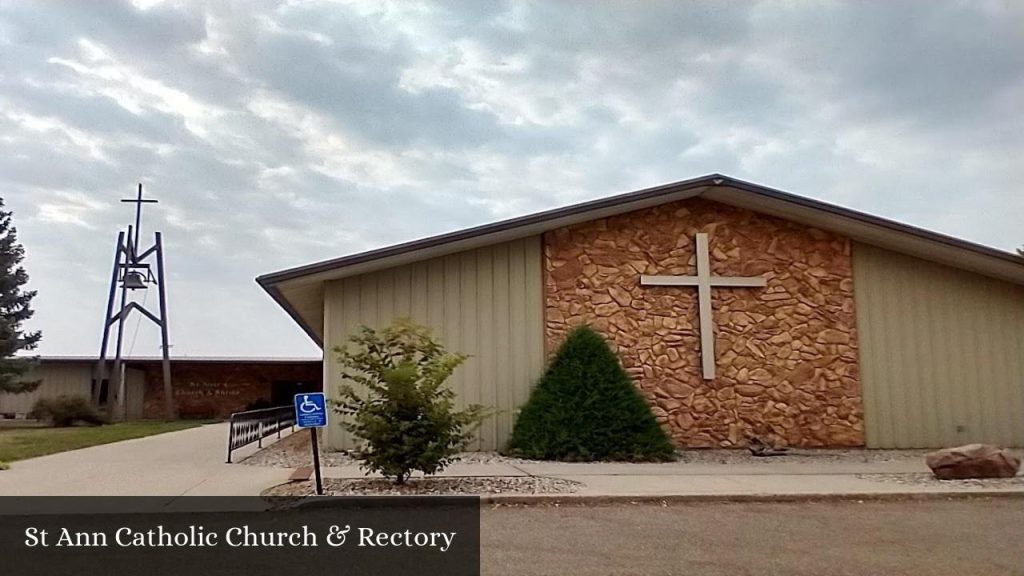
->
(226, 405), (295, 463)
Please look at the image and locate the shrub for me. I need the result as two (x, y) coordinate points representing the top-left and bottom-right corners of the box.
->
(30, 395), (105, 427)
(332, 320), (487, 484)
(506, 325), (675, 461)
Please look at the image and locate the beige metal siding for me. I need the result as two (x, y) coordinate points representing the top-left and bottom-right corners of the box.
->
(323, 236), (545, 451)
(0, 363), (94, 415)
(0, 364), (146, 419)
(854, 243), (1024, 448)
(123, 368), (146, 420)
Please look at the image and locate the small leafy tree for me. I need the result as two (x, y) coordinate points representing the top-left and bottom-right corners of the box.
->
(0, 198), (42, 394)
(507, 325), (675, 461)
(332, 319), (486, 484)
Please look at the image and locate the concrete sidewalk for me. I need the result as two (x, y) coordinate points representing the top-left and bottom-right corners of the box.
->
(0, 423), (291, 496)
(312, 458), (1024, 501)
(5, 426), (1021, 501)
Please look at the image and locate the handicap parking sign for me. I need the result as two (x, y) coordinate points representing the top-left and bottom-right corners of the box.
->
(294, 393), (328, 428)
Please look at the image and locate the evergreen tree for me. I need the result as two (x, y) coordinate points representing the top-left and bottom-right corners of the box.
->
(507, 325), (675, 461)
(0, 198), (42, 393)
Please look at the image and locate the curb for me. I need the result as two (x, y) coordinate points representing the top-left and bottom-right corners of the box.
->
(271, 491), (1024, 506)
(274, 471), (1024, 505)
(479, 491), (1024, 506)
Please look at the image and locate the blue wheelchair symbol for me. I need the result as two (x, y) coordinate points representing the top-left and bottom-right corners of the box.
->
(294, 393), (327, 428)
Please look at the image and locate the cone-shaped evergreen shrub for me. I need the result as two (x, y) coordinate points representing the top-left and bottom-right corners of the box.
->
(506, 326), (675, 461)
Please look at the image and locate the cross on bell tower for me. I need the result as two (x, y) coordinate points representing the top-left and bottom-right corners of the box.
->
(122, 183), (158, 264)
(94, 183), (175, 420)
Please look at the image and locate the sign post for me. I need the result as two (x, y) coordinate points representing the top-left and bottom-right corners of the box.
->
(294, 392), (328, 495)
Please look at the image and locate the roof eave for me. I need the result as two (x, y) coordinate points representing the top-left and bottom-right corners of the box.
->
(257, 278), (325, 347)
(256, 173), (724, 286)
(716, 176), (1024, 268)
(257, 173), (1024, 344)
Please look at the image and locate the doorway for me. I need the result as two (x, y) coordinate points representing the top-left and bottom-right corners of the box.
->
(271, 380), (320, 406)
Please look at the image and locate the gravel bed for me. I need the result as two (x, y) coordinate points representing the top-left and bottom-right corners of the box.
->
(674, 448), (932, 465)
(448, 452), (545, 465)
(242, 431), (935, 469)
(264, 476), (582, 497)
(858, 472), (1024, 488)
(240, 431), (547, 468)
(239, 431), (334, 468)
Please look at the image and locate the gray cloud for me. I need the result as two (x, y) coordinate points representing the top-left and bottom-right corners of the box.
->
(0, 0), (1020, 357)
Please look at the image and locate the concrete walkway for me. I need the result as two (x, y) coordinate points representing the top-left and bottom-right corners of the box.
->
(0, 423), (290, 496)
(4, 426), (1021, 501)
(314, 457), (1024, 500)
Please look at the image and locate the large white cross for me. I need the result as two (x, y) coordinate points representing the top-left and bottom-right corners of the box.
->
(640, 232), (766, 380)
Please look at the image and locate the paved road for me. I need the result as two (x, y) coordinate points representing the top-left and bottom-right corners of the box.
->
(0, 423), (290, 496)
(481, 499), (1024, 575)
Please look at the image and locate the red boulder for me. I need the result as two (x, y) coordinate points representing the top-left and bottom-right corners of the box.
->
(925, 444), (1022, 480)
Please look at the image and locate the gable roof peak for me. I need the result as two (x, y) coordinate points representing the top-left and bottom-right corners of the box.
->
(258, 174), (1024, 346)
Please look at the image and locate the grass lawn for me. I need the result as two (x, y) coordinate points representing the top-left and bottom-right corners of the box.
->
(0, 420), (205, 465)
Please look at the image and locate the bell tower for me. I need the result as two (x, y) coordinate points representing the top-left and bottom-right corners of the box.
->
(93, 183), (174, 419)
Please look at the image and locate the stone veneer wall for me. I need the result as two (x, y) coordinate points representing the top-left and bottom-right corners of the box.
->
(543, 198), (864, 448)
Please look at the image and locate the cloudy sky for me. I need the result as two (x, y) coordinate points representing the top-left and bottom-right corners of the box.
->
(2, 1), (1021, 358)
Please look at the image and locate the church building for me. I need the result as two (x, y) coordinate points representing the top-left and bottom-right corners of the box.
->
(258, 175), (1024, 451)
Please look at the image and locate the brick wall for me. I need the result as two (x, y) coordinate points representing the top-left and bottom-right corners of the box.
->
(544, 198), (864, 448)
(138, 361), (321, 419)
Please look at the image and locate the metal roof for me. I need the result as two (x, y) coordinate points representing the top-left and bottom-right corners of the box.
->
(35, 355), (321, 364)
(257, 173), (1024, 347)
